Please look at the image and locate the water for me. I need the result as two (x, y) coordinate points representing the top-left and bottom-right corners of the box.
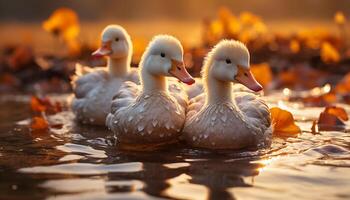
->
(0, 93), (349, 200)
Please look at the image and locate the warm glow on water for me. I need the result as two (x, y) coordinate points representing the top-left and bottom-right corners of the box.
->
(0, 92), (349, 199)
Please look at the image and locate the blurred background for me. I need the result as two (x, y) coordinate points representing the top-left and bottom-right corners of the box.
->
(1, 0), (350, 48)
(0, 0), (350, 104)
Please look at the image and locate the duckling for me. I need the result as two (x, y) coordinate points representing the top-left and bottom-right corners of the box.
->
(106, 35), (195, 147)
(71, 25), (139, 125)
(183, 40), (271, 150)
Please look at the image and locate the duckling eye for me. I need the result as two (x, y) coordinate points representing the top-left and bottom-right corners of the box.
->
(244, 72), (248, 77)
(160, 52), (165, 57)
(115, 38), (119, 42)
(225, 59), (231, 64)
(177, 66), (181, 70)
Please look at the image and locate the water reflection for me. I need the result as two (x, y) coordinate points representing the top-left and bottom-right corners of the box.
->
(0, 94), (350, 200)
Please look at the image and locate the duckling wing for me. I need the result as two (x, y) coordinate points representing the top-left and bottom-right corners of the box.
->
(186, 93), (206, 119)
(110, 81), (140, 114)
(168, 79), (189, 111)
(127, 67), (141, 84)
(234, 92), (271, 132)
(71, 63), (108, 98)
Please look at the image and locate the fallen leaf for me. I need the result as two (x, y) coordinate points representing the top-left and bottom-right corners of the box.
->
(30, 117), (49, 130)
(30, 96), (62, 114)
(270, 107), (301, 137)
(324, 106), (348, 121)
(320, 42), (340, 63)
(30, 96), (47, 112)
(317, 106), (348, 131)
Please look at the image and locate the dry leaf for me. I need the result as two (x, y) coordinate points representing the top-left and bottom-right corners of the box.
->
(320, 42), (340, 63)
(270, 107), (301, 137)
(317, 106), (348, 131)
(324, 106), (348, 121)
(30, 96), (47, 112)
(30, 117), (49, 130)
(30, 96), (62, 114)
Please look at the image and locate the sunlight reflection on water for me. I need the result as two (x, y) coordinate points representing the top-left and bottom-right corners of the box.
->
(0, 92), (349, 199)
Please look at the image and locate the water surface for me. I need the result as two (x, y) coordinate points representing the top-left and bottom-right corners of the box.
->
(0, 92), (349, 200)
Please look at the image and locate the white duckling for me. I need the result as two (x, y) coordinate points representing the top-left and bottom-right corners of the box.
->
(106, 35), (195, 146)
(71, 25), (139, 125)
(183, 40), (271, 150)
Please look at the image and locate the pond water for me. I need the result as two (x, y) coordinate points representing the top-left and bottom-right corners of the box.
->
(0, 92), (349, 200)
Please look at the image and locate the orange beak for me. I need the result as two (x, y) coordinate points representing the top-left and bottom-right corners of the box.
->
(169, 60), (195, 85)
(92, 41), (112, 57)
(235, 67), (263, 92)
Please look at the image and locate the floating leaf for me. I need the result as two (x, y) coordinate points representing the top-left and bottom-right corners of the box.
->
(270, 107), (301, 137)
(317, 106), (348, 131)
(30, 96), (62, 114)
(30, 117), (49, 130)
(324, 106), (348, 121)
(30, 96), (47, 112)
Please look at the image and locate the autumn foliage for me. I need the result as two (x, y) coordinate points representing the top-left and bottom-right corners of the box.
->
(42, 7), (81, 55)
(317, 106), (348, 131)
(29, 96), (64, 132)
(270, 107), (301, 137)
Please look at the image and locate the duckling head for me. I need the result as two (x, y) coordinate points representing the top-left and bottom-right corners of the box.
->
(140, 35), (195, 85)
(92, 25), (132, 60)
(202, 39), (262, 92)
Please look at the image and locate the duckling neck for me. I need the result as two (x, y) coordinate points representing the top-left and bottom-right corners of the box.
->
(141, 69), (168, 94)
(107, 56), (130, 77)
(206, 76), (233, 105)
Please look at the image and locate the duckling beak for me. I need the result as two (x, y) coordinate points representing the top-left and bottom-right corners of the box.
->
(235, 67), (263, 92)
(169, 60), (195, 85)
(92, 41), (112, 57)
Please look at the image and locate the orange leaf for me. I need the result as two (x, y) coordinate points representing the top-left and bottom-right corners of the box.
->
(30, 96), (62, 114)
(30, 96), (47, 112)
(270, 107), (301, 137)
(317, 106), (347, 131)
(30, 117), (49, 130)
(324, 106), (348, 121)
(320, 42), (340, 63)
